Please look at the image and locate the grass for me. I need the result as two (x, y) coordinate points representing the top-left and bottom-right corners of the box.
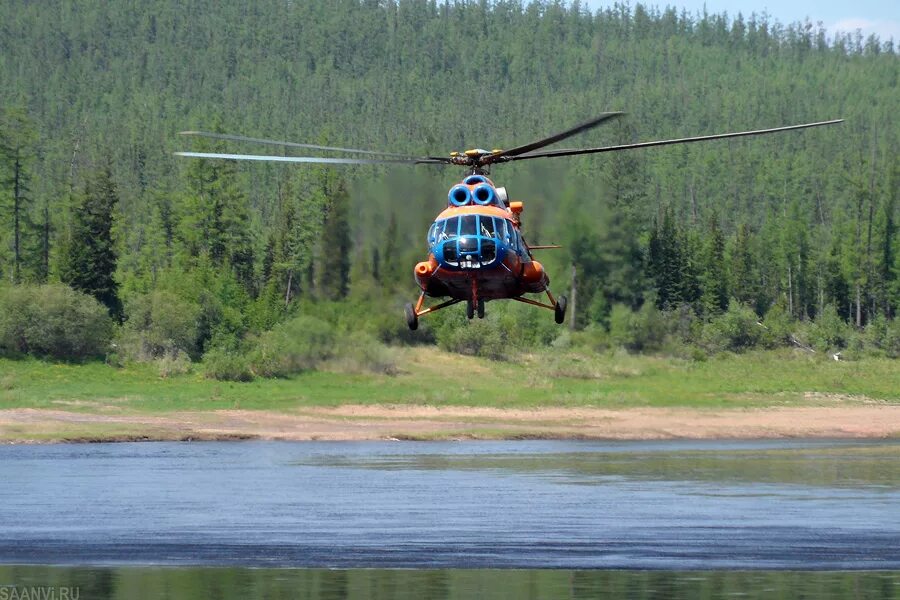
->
(0, 346), (898, 413)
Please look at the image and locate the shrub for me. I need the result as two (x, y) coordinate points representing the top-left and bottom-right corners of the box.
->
(122, 291), (202, 360)
(759, 303), (793, 349)
(202, 346), (254, 381)
(248, 315), (337, 377)
(0, 284), (112, 360)
(805, 304), (852, 352)
(328, 333), (399, 375)
(609, 302), (667, 352)
(700, 300), (762, 353)
(437, 319), (508, 360)
(861, 314), (900, 358)
(569, 325), (612, 352)
(156, 349), (193, 378)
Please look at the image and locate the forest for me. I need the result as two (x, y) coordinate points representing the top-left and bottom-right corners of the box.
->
(0, 0), (898, 379)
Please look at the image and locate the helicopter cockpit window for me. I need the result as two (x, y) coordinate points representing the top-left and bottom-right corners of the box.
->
(480, 216), (496, 238)
(460, 215), (477, 237)
(427, 222), (439, 246)
(440, 217), (459, 240)
(496, 218), (510, 244)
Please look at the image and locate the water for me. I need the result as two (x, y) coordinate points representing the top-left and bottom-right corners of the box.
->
(1, 439), (898, 598)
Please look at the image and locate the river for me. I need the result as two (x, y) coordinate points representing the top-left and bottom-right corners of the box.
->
(1, 439), (898, 598)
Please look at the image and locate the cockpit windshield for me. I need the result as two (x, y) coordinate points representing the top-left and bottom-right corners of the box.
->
(429, 215), (513, 248)
(460, 215), (477, 236)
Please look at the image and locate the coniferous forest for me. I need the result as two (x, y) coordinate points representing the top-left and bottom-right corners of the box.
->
(0, 0), (898, 377)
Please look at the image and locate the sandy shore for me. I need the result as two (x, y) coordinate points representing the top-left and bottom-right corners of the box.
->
(1, 404), (899, 443)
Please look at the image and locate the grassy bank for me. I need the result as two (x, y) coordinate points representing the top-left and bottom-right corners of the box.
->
(1, 347), (898, 414)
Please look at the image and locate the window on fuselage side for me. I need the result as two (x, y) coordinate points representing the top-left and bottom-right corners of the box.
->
(495, 218), (509, 244)
(427, 222), (438, 247)
(511, 228), (522, 254)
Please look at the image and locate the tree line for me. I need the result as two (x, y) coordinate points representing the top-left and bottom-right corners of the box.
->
(0, 0), (897, 369)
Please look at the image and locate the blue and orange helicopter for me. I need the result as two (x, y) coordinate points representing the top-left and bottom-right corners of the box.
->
(177, 113), (841, 330)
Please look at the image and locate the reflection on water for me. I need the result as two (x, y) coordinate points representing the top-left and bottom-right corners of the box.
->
(292, 440), (900, 489)
(1, 566), (899, 600)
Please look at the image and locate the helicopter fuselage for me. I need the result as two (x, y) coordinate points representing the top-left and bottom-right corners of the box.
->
(413, 176), (549, 305)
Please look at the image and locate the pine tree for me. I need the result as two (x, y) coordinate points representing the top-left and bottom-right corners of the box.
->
(60, 165), (121, 316)
(0, 106), (37, 283)
(648, 208), (689, 310)
(317, 180), (351, 300)
(178, 148), (255, 293)
(380, 211), (400, 288)
(700, 214), (728, 315)
(728, 223), (761, 313)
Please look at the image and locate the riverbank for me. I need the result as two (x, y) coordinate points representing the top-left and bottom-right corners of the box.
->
(2, 404), (899, 443)
(1, 347), (898, 442)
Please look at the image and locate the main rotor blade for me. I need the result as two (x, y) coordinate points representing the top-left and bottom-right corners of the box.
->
(485, 112), (625, 163)
(174, 151), (448, 165)
(507, 119), (844, 161)
(178, 131), (421, 159)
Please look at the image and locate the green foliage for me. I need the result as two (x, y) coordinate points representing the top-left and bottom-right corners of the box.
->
(248, 315), (336, 378)
(148, 262), (250, 353)
(0, 284), (112, 360)
(608, 302), (668, 353)
(0, 106), (38, 283)
(178, 141), (255, 290)
(201, 346), (253, 382)
(804, 304), (853, 352)
(862, 314), (900, 358)
(700, 300), (763, 353)
(759, 302), (794, 349)
(699, 215), (728, 316)
(435, 318), (508, 361)
(59, 166), (121, 317)
(316, 181), (351, 300)
(329, 333), (399, 376)
(120, 290), (202, 360)
(0, 0), (896, 360)
(431, 301), (561, 360)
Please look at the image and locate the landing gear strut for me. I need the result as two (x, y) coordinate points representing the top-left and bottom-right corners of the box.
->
(465, 278), (482, 320)
(510, 289), (568, 324)
(405, 293), (463, 330)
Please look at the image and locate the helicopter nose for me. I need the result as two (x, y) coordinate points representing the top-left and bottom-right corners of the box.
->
(439, 236), (498, 269)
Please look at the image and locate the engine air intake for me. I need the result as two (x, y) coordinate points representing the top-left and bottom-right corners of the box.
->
(448, 185), (472, 206)
(472, 184), (496, 205)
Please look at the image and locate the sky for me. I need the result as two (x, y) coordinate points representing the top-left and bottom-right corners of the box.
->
(582, 0), (900, 42)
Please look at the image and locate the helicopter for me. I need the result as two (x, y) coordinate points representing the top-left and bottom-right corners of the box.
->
(176, 113), (842, 330)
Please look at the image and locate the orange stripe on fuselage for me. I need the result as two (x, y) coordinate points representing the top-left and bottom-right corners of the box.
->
(435, 205), (512, 222)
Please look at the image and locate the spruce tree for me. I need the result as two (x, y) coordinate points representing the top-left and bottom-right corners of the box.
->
(700, 214), (728, 315)
(0, 106), (37, 283)
(317, 181), (351, 300)
(728, 223), (761, 313)
(60, 165), (121, 316)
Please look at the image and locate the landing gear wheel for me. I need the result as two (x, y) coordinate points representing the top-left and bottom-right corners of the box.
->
(466, 299), (475, 320)
(477, 298), (485, 319)
(554, 295), (568, 324)
(405, 303), (418, 331)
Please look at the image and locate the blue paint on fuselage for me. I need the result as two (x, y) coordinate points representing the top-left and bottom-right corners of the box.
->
(434, 235), (509, 271)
